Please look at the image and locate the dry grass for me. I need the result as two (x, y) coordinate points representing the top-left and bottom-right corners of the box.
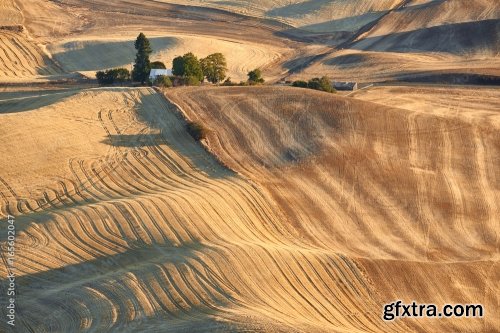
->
(0, 0), (499, 331)
(1, 87), (397, 332)
(166, 86), (500, 332)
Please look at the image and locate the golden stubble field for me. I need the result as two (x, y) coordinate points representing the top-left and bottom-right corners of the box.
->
(0, 0), (499, 332)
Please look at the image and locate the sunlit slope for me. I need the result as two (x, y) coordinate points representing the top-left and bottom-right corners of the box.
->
(293, 0), (500, 81)
(0, 0), (68, 82)
(158, 0), (402, 33)
(0, 88), (408, 333)
(0, 31), (61, 81)
(0, 0), (22, 26)
(357, 0), (500, 40)
(166, 86), (500, 332)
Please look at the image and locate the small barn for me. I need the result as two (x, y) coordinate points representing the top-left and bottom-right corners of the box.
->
(149, 69), (172, 81)
(333, 81), (358, 91)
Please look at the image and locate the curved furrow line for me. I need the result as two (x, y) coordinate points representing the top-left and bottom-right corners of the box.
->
(89, 162), (129, 198)
(59, 179), (92, 204)
(106, 155), (162, 195)
(1, 87), (444, 332)
(9, 147), (376, 328)
(224, 245), (328, 324)
(89, 148), (266, 244)
(258, 248), (340, 326)
(77, 159), (119, 201)
(0, 33), (39, 77)
(0, 188), (12, 217)
(25, 179), (374, 330)
(16, 202), (135, 272)
(137, 145), (296, 246)
(151, 141), (295, 242)
(0, 175), (23, 216)
(171, 263), (235, 313)
(141, 265), (185, 318)
(284, 252), (355, 323)
(115, 91), (302, 246)
(293, 253), (402, 332)
(193, 247), (305, 324)
(128, 198), (172, 245)
(10, 36), (43, 68)
(68, 158), (105, 203)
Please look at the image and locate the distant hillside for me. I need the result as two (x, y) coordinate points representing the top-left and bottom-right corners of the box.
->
(159, 0), (402, 32)
(352, 0), (500, 55)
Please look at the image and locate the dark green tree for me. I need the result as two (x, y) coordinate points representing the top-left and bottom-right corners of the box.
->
(113, 68), (131, 82)
(172, 53), (204, 83)
(307, 76), (333, 93)
(201, 53), (227, 84)
(172, 56), (185, 76)
(186, 121), (209, 141)
(182, 52), (204, 82)
(247, 68), (264, 85)
(150, 61), (166, 69)
(132, 33), (152, 84)
(292, 80), (308, 88)
(96, 68), (130, 84)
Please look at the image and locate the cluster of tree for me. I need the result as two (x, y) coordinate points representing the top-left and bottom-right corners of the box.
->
(95, 33), (152, 85)
(292, 76), (335, 93)
(96, 68), (130, 85)
(220, 69), (265, 87)
(95, 33), (267, 87)
(172, 52), (228, 85)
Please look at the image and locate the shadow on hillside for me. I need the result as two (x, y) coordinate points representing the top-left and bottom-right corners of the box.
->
(298, 11), (387, 34)
(323, 53), (369, 67)
(396, 72), (500, 85)
(0, 210), (54, 243)
(350, 20), (500, 55)
(0, 88), (81, 114)
(267, 0), (333, 18)
(101, 91), (234, 179)
(0, 241), (240, 332)
(52, 37), (176, 72)
(101, 133), (165, 148)
(273, 11), (386, 45)
(282, 51), (332, 73)
(403, 0), (445, 11)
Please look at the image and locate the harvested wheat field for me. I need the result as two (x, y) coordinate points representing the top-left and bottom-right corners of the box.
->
(0, 87), (412, 332)
(0, 0), (499, 332)
(0, 31), (62, 81)
(0, 84), (498, 332)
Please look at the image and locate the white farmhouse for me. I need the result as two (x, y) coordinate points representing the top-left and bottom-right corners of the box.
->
(149, 69), (173, 81)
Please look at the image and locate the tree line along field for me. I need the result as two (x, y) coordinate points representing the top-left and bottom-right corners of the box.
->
(47, 33), (286, 83)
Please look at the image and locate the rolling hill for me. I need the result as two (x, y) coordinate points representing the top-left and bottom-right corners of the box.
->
(1, 85), (497, 332)
(0, 0), (499, 332)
